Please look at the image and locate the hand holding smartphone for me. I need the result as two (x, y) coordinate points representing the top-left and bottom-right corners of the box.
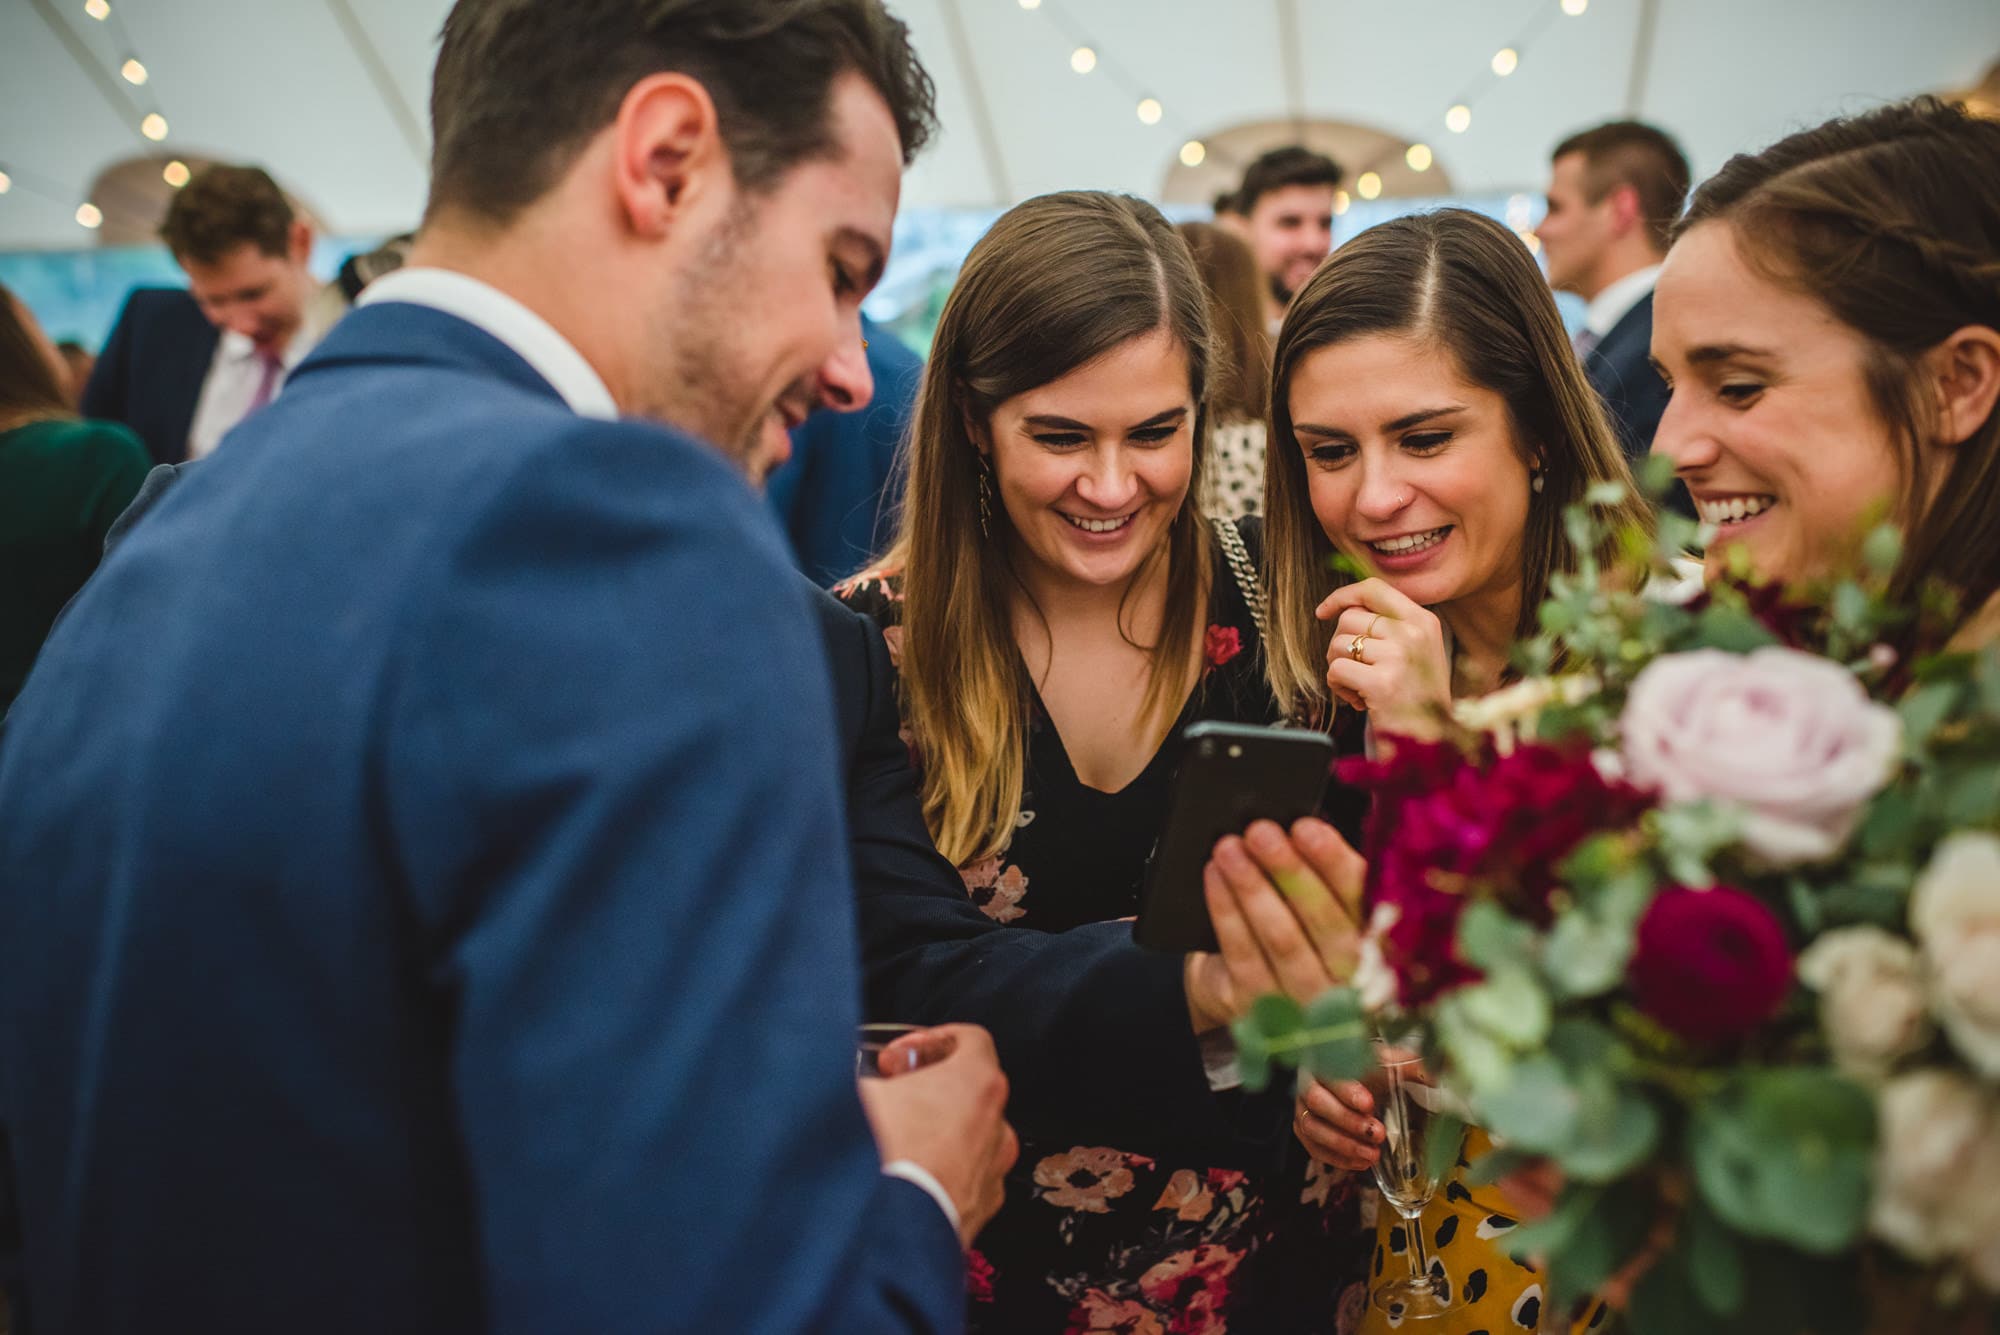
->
(1134, 721), (1335, 953)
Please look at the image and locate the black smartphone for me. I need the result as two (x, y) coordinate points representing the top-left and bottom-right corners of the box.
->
(1133, 721), (1335, 953)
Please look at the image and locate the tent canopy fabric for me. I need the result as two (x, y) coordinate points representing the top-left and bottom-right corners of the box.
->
(1, 0), (1995, 251)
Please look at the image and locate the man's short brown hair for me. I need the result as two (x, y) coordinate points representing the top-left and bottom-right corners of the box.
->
(426, 0), (937, 227)
(1552, 120), (1691, 254)
(159, 165), (296, 266)
(1235, 146), (1343, 216)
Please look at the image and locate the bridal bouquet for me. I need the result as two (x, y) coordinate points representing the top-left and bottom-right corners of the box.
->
(1234, 463), (2000, 1334)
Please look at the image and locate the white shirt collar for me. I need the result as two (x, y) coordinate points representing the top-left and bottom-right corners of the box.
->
(356, 267), (618, 420)
(1583, 263), (1663, 339)
(217, 290), (334, 370)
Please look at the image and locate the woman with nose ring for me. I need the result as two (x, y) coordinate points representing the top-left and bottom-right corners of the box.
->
(837, 191), (1371, 1331)
(1230, 208), (1653, 1334)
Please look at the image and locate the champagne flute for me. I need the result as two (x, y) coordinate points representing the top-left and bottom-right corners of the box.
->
(1368, 1042), (1463, 1319)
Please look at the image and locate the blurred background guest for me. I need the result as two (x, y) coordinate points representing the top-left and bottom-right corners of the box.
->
(768, 312), (924, 586)
(82, 164), (340, 465)
(1536, 120), (1694, 513)
(1210, 187), (1248, 241)
(0, 283), (148, 710)
(1178, 220), (1271, 519)
(54, 340), (93, 407)
(1233, 145), (1342, 333)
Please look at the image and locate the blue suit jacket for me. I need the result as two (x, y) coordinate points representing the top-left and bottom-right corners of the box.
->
(0, 302), (963, 1333)
(79, 287), (219, 466)
(767, 316), (922, 586)
(1582, 290), (1693, 516)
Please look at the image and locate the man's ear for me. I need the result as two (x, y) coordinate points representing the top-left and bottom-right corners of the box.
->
(1928, 324), (2000, 449)
(610, 72), (727, 240)
(1607, 183), (1643, 238)
(288, 219), (313, 267)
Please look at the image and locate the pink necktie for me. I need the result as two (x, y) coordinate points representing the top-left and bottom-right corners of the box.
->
(246, 353), (284, 415)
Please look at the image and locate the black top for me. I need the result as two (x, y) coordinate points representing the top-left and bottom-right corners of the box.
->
(839, 519), (1368, 1334)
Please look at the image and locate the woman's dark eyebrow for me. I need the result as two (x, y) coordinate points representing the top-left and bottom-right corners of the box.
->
(1383, 404), (1467, 432)
(1685, 341), (1776, 365)
(1021, 406), (1188, 432)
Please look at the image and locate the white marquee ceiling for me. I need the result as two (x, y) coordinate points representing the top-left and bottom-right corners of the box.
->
(1, 0), (1995, 251)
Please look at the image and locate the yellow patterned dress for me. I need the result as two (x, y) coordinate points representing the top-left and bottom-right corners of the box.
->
(1355, 1130), (1606, 1335)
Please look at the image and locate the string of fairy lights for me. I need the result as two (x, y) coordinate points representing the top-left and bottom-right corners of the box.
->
(6, 0), (1594, 242)
(2, 0), (190, 233)
(1012, 0), (1594, 240)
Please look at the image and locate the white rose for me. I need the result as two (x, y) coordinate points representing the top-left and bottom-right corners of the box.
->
(1871, 1069), (2000, 1283)
(1910, 832), (2000, 1078)
(1796, 927), (1931, 1078)
(1619, 647), (1901, 866)
(1352, 904), (1400, 1015)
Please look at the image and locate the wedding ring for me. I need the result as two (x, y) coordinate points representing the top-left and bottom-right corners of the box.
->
(1349, 634), (1369, 662)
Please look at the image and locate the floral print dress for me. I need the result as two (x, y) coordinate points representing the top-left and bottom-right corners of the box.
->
(838, 519), (1370, 1334)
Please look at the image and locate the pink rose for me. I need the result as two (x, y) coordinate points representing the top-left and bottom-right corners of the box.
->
(1619, 647), (1901, 866)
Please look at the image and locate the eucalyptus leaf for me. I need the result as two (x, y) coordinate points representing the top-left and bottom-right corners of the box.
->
(1899, 680), (1964, 751)
(1785, 876), (1823, 936)
(1423, 1111), (1467, 1186)
(1231, 1020), (1273, 1092)
(1542, 1178), (1651, 1313)
(1543, 910), (1633, 998)
(1455, 968), (1552, 1047)
(1686, 1197), (1747, 1315)
(1298, 988), (1373, 1083)
(1627, 1241), (1716, 1335)
(1690, 1069), (1875, 1254)
(1860, 524), (1902, 576)
(1692, 603), (1781, 653)
(1456, 901), (1539, 973)
(1560, 1084), (1661, 1183)
(1476, 1054), (1580, 1152)
(1831, 581), (1872, 637)
(1462, 1143), (1533, 1188)
(1498, 1182), (1598, 1263)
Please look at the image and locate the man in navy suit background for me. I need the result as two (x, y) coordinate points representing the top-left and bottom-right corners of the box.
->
(82, 164), (337, 465)
(1536, 120), (1694, 515)
(0, 2), (1015, 1331)
(768, 311), (922, 585)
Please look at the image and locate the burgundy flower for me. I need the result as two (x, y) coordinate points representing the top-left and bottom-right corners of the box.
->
(966, 1249), (996, 1304)
(1630, 885), (1793, 1043)
(1203, 624), (1242, 669)
(1343, 738), (1652, 1006)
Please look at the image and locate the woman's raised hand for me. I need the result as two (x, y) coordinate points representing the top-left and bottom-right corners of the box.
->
(1183, 817), (1365, 1032)
(1317, 578), (1452, 739)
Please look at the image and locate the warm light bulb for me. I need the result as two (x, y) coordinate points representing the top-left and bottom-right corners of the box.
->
(84, 0), (110, 18)
(0, 170), (11, 195)
(163, 159), (191, 188)
(141, 113), (168, 141)
(1357, 171), (1382, 200)
(1406, 143), (1433, 172)
(120, 58), (147, 85)
(1562, 0), (1588, 14)
(1491, 47), (1519, 76)
(1018, 0), (1040, 7)
(1136, 97), (1162, 125)
(1332, 189), (1350, 216)
(1180, 140), (1206, 167)
(1445, 104), (1472, 134)
(76, 202), (103, 228)
(1520, 231), (1542, 254)
(1070, 46), (1096, 74)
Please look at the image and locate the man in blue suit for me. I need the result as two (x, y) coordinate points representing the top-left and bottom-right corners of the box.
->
(0, 2), (1014, 1331)
(1536, 120), (1694, 516)
(767, 312), (923, 585)
(82, 165), (336, 466)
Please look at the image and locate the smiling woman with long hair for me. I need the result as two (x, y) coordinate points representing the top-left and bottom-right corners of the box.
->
(838, 190), (1368, 1332)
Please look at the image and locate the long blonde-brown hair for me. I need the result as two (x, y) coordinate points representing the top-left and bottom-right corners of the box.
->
(1263, 208), (1655, 721)
(882, 191), (1216, 864)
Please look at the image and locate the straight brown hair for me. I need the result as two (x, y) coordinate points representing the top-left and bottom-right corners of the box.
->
(1177, 221), (1271, 425)
(1678, 97), (2000, 618)
(877, 191), (1215, 864)
(0, 286), (73, 429)
(1263, 208), (1654, 721)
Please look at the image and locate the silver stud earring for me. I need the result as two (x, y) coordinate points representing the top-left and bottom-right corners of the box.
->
(1531, 471), (1546, 495)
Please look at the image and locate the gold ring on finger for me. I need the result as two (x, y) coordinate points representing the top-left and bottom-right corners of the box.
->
(1348, 634), (1369, 662)
(1367, 614), (1386, 638)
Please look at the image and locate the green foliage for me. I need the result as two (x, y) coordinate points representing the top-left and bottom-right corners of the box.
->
(1690, 1069), (1875, 1254)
